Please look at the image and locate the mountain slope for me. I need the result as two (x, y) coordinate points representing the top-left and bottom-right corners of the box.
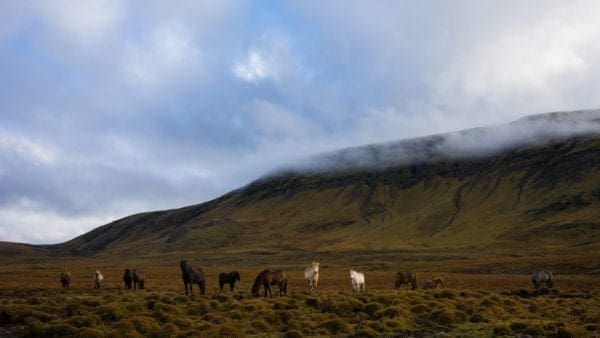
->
(49, 110), (600, 258)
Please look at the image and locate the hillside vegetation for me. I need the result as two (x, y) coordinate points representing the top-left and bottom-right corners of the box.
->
(1, 111), (598, 272)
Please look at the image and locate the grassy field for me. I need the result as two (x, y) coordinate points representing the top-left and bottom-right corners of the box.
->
(1, 261), (599, 337)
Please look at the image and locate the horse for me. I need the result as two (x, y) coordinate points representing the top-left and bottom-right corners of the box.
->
(349, 270), (365, 292)
(93, 270), (104, 289)
(133, 269), (145, 290)
(532, 270), (554, 289)
(60, 271), (71, 293)
(395, 271), (417, 290)
(251, 269), (287, 297)
(123, 269), (134, 289)
(304, 262), (320, 293)
(180, 260), (205, 295)
(423, 277), (444, 290)
(219, 271), (240, 291)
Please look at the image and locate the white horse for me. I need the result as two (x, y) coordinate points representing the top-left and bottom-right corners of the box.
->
(349, 270), (365, 292)
(304, 262), (320, 293)
(93, 269), (104, 289)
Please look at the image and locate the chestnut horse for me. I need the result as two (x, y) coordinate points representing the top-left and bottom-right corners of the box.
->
(60, 271), (71, 293)
(251, 269), (287, 297)
(423, 277), (444, 290)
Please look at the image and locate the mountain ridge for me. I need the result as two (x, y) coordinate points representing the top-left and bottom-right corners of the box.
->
(3, 110), (600, 264)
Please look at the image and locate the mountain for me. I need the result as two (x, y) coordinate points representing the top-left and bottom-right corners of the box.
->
(4, 110), (600, 270)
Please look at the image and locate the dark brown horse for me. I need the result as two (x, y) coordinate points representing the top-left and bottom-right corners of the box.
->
(180, 260), (205, 295)
(123, 269), (134, 289)
(60, 270), (71, 293)
(395, 271), (417, 290)
(133, 269), (145, 290)
(219, 271), (240, 291)
(252, 269), (287, 297)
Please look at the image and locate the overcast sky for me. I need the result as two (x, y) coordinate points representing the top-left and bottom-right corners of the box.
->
(1, 1), (600, 244)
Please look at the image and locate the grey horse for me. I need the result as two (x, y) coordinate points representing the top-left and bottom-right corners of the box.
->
(532, 270), (554, 289)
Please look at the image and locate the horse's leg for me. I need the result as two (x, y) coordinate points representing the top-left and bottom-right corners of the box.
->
(219, 280), (224, 291)
(230, 281), (234, 291)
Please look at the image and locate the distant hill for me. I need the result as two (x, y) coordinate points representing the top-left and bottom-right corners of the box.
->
(4, 110), (600, 266)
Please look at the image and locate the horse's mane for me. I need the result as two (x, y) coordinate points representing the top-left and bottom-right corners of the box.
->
(252, 269), (270, 293)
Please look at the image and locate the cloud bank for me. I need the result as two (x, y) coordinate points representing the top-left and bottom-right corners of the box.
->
(1, 1), (600, 243)
(287, 110), (600, 173)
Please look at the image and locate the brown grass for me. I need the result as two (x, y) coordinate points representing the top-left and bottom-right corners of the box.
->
(0, 261), (598, 336)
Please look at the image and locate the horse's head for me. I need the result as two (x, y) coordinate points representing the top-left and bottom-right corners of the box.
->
(251, 279), (260, 296)
(313, 262), (319, 271)
(251, 270), (265, 296)
(234, 271), (241, 281)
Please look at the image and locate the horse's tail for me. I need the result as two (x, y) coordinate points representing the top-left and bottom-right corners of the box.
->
(283, 276), (288, 295)
(547, 270), (554, 287)
(412, 275), (417, 290)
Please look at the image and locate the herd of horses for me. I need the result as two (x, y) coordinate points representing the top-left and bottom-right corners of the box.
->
(58, 263), (554, 297)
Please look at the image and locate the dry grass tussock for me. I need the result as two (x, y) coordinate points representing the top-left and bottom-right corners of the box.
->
(0, 264), (599, 336)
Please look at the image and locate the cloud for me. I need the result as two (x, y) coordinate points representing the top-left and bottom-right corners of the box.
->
(0, 198), (113, 244)
(289, 110), (600, 174)
(232, 32), (305, 84)
(0, 133), (58, 167)
(121, 26), (202, 86)
(233, 50), (273, 82)
(33, 0), (125, 47)
(1, 1), (600, 244)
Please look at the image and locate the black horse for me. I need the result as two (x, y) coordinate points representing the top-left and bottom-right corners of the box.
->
(180, 260), (205, 295)
(123, 269), (134, 289)
(251, 269), (287, 297)
(219, 271), (240, 291)
(133, 269), (145, 290)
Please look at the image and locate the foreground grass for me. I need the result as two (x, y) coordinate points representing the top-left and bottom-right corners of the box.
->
(1, 285), (598, 337)
(0, 262), (598, 336)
